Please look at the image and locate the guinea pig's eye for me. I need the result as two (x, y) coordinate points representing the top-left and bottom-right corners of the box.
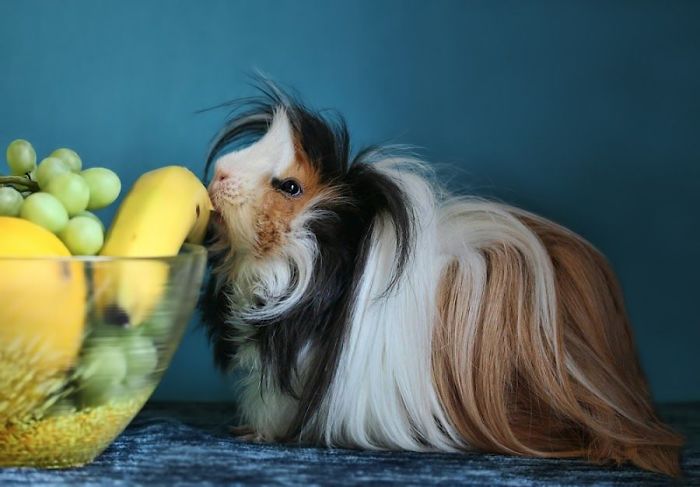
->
(274, 178), (303, 198)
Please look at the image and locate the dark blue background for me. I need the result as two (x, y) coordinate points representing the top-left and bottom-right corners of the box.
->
(1, 0), (698, 402)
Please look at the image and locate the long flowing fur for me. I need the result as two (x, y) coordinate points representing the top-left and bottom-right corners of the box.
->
(432, 201), (683, 474)
(201, 82), (683, 477)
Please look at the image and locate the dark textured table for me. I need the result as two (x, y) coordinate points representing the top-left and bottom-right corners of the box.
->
(1, 402), (698, 486)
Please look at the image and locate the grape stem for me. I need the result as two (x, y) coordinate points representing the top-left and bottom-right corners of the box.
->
(0, 176), (40, 192)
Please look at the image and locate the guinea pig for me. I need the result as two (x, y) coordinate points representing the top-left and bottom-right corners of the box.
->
(201, 81), (683, 476)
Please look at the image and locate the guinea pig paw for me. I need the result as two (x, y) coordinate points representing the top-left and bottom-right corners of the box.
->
(229, 424), (264, 443)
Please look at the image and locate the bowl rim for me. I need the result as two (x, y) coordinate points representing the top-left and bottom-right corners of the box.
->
(0, 243), (208, 262)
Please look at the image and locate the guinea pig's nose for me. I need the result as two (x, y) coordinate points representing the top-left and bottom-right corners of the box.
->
(214, 167), (231, 183)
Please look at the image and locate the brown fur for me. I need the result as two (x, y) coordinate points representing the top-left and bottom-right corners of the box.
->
(433, 214), (683, 476)
(254, 146), (322, 256)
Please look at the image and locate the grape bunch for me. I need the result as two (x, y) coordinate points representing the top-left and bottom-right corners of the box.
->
(74, 305), (171, 408)
(78, 329), (159, 407)
(1, 139), (121, 255)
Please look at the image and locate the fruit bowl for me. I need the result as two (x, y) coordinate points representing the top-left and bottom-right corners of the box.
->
(0, 244), (207, 468)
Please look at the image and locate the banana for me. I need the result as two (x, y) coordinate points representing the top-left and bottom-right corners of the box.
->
(93, 166), (212, 327)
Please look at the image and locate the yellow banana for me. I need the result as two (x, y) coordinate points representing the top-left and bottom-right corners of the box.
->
(94, 166), (212, 327)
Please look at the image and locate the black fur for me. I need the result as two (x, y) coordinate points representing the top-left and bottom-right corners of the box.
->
(199, 226), (235, 371)
(204, 82), (349, 184)
(200, 82), (415, 439)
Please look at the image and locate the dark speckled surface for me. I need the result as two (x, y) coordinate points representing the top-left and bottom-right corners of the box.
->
(1, 402), (697, 486)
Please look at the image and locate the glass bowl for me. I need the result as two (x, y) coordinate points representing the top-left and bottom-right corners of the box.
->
(0, 244), (207, 468)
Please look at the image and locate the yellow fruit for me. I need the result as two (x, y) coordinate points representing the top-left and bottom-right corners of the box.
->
(94, 166), (212, 326)
(0, 217), (86, 366)
(0, 217), (86, 422)
(0, 217), (72, 256)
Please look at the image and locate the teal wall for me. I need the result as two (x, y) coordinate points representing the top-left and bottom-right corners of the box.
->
(1, 1), (698, 402)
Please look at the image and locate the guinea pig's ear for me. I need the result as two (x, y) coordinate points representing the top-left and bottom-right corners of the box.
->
(247, 109), (296, 173)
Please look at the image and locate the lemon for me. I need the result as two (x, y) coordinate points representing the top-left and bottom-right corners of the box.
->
(0, 217), (86, 422)
(0, 216), (72, 256)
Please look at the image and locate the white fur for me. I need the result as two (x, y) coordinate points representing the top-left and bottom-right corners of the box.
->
(234, 342), (300, 438)
(213, 109), (296, 189)
(209, 109), (297, 253)
(302, 159), (459, 450)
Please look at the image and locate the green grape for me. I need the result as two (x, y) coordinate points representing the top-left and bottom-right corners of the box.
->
(79, 343), (128, 387)
(36, 157), (70, 189)
(79, 382), (126, 408)
(123, 335), (158, 377)
(6, 139), (36, 175)
(50, 147), (82, 172)
(45, 172), (90, 215)
(75, 210), (105, 232)
(0, 186), (24, 216)
(78, 343), (128, 407)
(81, 167), (121, 210)
(59, 216), (104, 255)
(20, 192), (68, 233)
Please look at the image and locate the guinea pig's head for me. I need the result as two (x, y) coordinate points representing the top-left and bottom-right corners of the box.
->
(207, 107), (339, 258)
(201, 85), (415, 411)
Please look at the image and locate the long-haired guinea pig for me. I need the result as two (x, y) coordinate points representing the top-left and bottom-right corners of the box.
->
(201, 82), (683, 476)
